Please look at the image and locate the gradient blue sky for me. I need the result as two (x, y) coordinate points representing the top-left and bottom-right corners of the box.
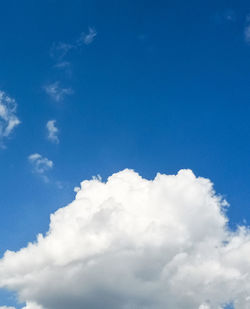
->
(0, 1), (250, 307)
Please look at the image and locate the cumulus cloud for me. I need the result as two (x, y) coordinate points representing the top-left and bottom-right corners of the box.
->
(21, 302), (44, 309)
(1, 169), (250, 309)
(0, 90), (20, 143)
(44, 82), (73, 102)
(28, 153), (53, 182)
(46, 120), (59, 144)
(0, 303), (43, 309)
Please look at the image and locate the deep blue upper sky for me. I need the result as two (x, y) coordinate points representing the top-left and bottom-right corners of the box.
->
(0, 1), (250, 306)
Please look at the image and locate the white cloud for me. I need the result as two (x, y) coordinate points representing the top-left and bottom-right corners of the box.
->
(50, 42), (74, 61)
(244, 15), (250, 44)
(46, 120), (59, 144)
(0, 302), (43, 309)
(0, 91), (20, 142)
(78, 27), (97, 45)
(50, 27), (97, 63)
(53, 61), (71, 75)
(28, 153), (53, 182)
(245, 25), (250, 43)
(53, 61), (70, 69)
(21, 302), (44, 309)
(44, 82), (73, 102)
(1, 169), (250, 308)
(223, 9), (236, 22)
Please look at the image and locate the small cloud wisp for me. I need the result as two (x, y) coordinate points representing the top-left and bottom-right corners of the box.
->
(44, 82), (73, 102)
(28, 153), (53, 182)
(46, 120), (59, 144)
(0, 90), (20, 144)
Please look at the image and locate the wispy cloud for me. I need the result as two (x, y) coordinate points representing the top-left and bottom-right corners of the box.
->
(50, 42), (74, 61)
(77, 27), (97, 45)
(53, 61), (71, 69)
(245, 26), (250, 43)
(50, 27), (97, 62)
(44, 81), (73, 102)
(28, 153), (53, 182)
(0, 91), (20, 144)
(46, 120), (59, 144)
(53, 61), (72, 77)
(244, 14), (250, 43)
(223, 9), (236, 22)
(212, 9), (237, 25)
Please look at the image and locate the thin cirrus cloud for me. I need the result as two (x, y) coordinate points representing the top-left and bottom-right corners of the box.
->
(1, 169), (250, 309)
(213, 9), (237, 24)
(28, 153), (53, 182)
(244, 14), (250, 43)
(53, 61), (71, 70)
(50, 27), (97, 63)
(44, 81), (73, 102)
(222, 9), (236, 22)
(77, 27), (97, 45)
(0, 90), (20, 144)
(245, 25), (250, 43)
(46, 120), (59, 144)
(50, 42), (74, 61)
(53, 61), (72, 77)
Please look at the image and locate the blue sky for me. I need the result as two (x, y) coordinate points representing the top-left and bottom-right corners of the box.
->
(1, 1), (250, 308)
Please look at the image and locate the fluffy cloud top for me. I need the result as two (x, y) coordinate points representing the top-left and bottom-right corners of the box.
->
(46, 120), (59, 144)
(1, 169), (250, 309)
(0, 91), (20, 142)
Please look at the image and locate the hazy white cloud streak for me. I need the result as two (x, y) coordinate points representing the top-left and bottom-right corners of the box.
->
(78, 27), (97, 45)
(44, 82), (73, 102)
(0, 91), (20, 143)
(28, 153), (53, 182)
(46, 120), (59, 144)
(244, 15), (250, 43)
(51, 27), (97, 62)
(245, 25), (250, 43)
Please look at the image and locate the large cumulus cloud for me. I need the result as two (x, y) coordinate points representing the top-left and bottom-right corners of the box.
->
(1, 169), (250, 309)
